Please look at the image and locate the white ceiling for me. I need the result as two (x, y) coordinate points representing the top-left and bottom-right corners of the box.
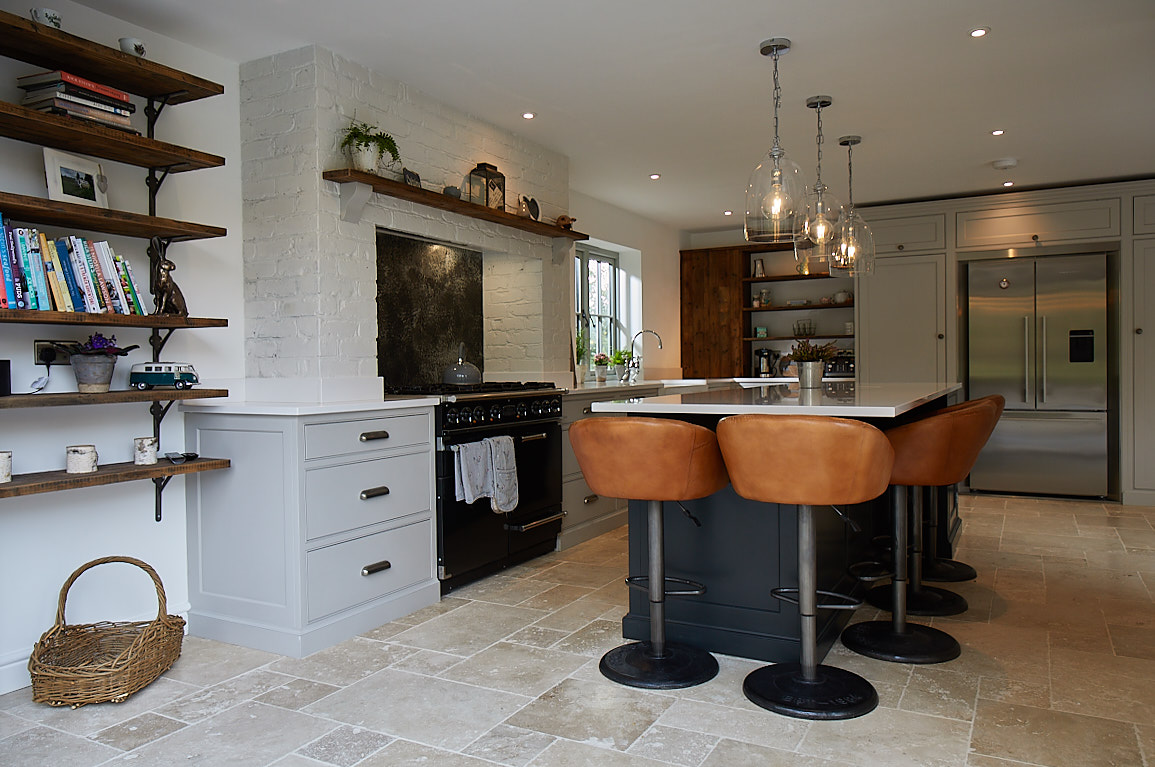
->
(75, 0), (1155, 232)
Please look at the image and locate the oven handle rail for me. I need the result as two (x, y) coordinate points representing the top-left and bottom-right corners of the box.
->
(503, 511), (566, 533)
(438, 424), (558, 449)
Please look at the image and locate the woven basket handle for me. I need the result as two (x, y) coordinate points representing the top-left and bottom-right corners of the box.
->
(54, 555), (176, 629)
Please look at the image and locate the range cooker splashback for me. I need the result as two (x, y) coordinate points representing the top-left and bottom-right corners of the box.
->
(376, 230), (484, 387)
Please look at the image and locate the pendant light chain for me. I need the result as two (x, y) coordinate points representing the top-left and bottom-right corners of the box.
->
(845, 140), (854, 209)
(814, 100), (825, 189)
(771, 46), (782, 152)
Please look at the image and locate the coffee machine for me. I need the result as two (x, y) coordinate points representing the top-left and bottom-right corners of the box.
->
(754, 348), (779, 378)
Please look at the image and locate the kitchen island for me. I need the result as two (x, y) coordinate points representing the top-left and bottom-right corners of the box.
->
(591, 382), (961, 664)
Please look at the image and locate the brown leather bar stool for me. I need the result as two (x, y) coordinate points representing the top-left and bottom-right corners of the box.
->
(842, 396), (1003, 664)
(569, 416), (729, 689)
(717, 414), (894, 720)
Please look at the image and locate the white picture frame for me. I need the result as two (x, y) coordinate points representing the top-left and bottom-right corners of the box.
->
(43, 148), (108, 208)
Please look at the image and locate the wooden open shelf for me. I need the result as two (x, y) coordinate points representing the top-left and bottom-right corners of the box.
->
(0, 388), (228, 409)
(0, 101), (224, 172)
(0, 457), (230, 499)
(744, 302), (854, 313)
(744, 333), (856, 342)
(0, 309), (226, 328)
(0, 191), (226, 241)
(323, 168), (589, 241)
(742, 272), (843, 284)
(0, 10), (223, 104)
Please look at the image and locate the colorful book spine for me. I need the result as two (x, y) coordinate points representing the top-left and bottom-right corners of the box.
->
(82, 239), (115, 312)
(38, 231), (67, 311)
(54, 239), (85, 311)
(17, 71), (131, 103)
(120, 255), (146, 314)
(14, 229), (39, 310)
(66, 236), (100, 312)
(0, 215), (12, 308)
(25, 229), (51, 310)
(5, 225), (28, 310)
(94, 241), (129, 314)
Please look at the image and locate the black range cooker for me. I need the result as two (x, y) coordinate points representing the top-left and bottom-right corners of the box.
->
(386, 382), (564, 593)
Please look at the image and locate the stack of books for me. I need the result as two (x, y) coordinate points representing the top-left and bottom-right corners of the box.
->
(0, 213), (147, 315)
(17, 70), (138, 135)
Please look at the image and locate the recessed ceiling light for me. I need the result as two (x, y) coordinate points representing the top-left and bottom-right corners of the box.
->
(522, 112), (535, 120)
(649, 173), (661, 180)
(724, 210), (733, 216)
(991, 129), (1005, 136)
(970, 26), (990, 38)
(1003, 181), (1014, 187)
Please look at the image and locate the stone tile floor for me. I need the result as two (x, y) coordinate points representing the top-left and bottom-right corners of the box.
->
(2, 493), (1153, 766)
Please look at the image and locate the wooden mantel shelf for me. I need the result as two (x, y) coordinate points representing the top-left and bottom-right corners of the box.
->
(322, 169), (589, 242)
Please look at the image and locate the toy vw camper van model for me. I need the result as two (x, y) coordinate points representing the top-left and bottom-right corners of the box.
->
(129, 362), (199, 390)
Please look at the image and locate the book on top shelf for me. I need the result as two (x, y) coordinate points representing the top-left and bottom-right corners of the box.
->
(16, 71), (131, 103)
(26, 94), (135, 121)
(20, 82), (136, 113)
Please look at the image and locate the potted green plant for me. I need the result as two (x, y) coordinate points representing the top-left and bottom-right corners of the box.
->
(340, 120), (400, 174)
(53, 333), (140, 393)
(785, 339), (838, 389)
(609, 349), (632, 381)
(593, 352), (610, 382)
(574, 330), (589, 382)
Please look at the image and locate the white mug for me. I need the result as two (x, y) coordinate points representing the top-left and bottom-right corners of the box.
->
(66, 444), (98, 474)
(119, 37), (146, 57)
(0, 450), (11, 483)
(30, 8), (61, 28)
(133, 436), (158, 466)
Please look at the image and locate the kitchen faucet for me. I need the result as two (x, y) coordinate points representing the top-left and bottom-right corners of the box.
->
(626, 329), (663, 382)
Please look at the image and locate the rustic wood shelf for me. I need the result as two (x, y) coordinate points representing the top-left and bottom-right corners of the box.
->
(0, 11), (223, 104)
(322, 168), (589, 241)
(0, 101), (224, 172)
(0, 309), (227, 328)
(744, 302), (855, 313)
(0, 388), (228, 409)
(0, 457), (230, 499)
(0, 191), (226, 241)
(744, 333), (856, 342)
(742, 272), (845, 284)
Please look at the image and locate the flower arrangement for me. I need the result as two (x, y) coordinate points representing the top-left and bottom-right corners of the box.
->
(609, 349), (633, 366)
(593, 352), (610, 367)
(54, 333), (139, 357)
(784, 338), (839, 364)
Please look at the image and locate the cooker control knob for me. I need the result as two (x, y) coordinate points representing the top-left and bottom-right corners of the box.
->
(445, 408), (458, 425)
(531, 400), (544, 416)
(473, 405), (486, 424)
(490, 405), (503, 422)
(550, 398), (562, 415)
(516, 402), (528, 418)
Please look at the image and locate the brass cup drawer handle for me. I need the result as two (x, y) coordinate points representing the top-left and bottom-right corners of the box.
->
(360, 430), (390, 442)
(360, 486), (391, 500)
(361, 560), (392, 576)
(584, 494), (599, 504)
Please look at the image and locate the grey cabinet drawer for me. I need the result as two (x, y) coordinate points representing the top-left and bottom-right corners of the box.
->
(304, 413), (429, 459)
(305, 451), (432, 540)
(562, 475), (621, 530)
(306, 518), (433, 621)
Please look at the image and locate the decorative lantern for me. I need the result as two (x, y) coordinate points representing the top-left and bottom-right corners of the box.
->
(465, 163), (505, 210)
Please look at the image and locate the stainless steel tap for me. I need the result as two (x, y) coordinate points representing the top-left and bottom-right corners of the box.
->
(627, 329), (663, 381)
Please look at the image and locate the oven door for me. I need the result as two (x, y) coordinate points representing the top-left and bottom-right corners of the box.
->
(437, 419), (563, 587)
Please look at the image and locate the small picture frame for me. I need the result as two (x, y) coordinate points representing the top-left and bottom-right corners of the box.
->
(403, 168), (421, 188)
(43, 148), (108, 208)
(752, 258), (766, 278)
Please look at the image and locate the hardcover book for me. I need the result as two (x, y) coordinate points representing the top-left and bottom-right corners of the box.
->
(17, 70), (131, 103)
(20, 82), (136, 113)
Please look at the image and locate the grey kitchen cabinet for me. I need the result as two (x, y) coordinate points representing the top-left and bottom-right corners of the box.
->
(559, 385), (660, 549)
(865, 213), (946, 255)
(182, 403), (439, 657)
(1135, 196), (1155, 236)
(1132, 239), (1155, 491)
(955, 198), (1120, 249)
(857, 253), (948, 385)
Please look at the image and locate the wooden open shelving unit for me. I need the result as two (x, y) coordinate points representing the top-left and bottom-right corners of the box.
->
(0, 458), (231, 499)
(322, 168), (589, 242)
(0, 191), (226, 241)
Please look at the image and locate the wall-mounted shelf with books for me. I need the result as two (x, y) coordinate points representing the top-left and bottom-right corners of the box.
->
(322, 168), (589, 242)
(0, 388), (228, 409)
(0, 191), (226, 241)
(0, 309), (226, 328)
(0, 458), (231, 500)
(742, 272), (841, 284)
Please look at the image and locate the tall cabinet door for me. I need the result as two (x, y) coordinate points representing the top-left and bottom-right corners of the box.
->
(1134, 239), (1155, 491)
(680, 248), (744, 377)
(858, 254), (947, 385)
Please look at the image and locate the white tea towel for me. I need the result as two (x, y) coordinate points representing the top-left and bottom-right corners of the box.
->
(452, 440), (493, 505)
(484, 435), (519, 512)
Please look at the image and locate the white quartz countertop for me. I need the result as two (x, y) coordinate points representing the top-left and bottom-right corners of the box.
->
(179, 396), (439, 416)
(590, 382), (962, 418)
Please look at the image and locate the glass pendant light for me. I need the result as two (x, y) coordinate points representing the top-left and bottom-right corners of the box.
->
(745, 38), (806, 244)
(795, 95), (842, 274)
(830, 135), (876, 276)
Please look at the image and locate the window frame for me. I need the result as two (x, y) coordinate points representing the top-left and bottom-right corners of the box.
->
(575, 243), (621, 370)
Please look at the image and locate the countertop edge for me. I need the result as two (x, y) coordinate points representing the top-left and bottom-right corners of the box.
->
(178, 396), (440, 416)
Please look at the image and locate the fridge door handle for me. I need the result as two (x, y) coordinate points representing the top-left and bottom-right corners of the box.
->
(1040, 315), (1047, 404)
(1023, 316), (1030, 404)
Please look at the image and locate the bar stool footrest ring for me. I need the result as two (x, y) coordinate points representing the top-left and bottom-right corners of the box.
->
(848, 560), (893, 583)
(626, 575), (706, 597)
(771, 587), (862, 611)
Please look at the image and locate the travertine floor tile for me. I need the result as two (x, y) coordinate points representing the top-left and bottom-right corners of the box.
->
(656, 697), (808, 751)
(164, 635), (279, 686)
(0, 725), (121, 767)
(626, 724), (719, 766)
(267, 636), (416, 686)
(295, 724), (393, 766)
(0, 710), (32, 740)
(700, 738), (852, 767)
(970, 700), (1142, 767)
(91, 712), (186, 751)
(507, 677), (673, 751)
(1050, 648), (1155, 724)
(517, 584), (594, 611)
(360, 738), (496, 766)
(798, 706), (971, 767)
(155, 668), (294, 723)
(461, 723), (555, 767)
(254, 676), (341, 710)
(898, 667), (979, 721)
(0, 676), (197, 736)
(530, 737), (671, 766)
(549, 619), (624, 657)
(452, 573), (556, 605)
(391, 601), (546, 656)
(439, 641), (589, 697)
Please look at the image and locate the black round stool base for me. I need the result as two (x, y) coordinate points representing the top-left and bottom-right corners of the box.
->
(743, 663), (878, 720)
(922, 558), (978, 583)
(840, 620), (961, 664)
(864, 584), (968, 616)
(599, 641), (719, 690)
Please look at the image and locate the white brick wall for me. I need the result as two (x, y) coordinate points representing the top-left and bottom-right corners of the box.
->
(240, 45), (573, 398)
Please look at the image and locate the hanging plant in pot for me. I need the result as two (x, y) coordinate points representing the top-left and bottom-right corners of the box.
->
(784, 338), (838, 389)
(54, 333), (139, 393)
(340, 120), (400, 174)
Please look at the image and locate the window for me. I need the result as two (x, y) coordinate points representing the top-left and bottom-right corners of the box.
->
(575, 243), (620, 366)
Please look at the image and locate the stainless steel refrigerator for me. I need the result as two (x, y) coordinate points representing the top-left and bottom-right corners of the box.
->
(967, 254), (1109, 497)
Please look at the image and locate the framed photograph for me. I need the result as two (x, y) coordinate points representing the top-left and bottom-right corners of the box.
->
(43, 148), (108, 208)
(403, 168), (421, 188)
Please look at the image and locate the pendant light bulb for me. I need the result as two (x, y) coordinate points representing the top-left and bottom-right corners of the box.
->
(745, 39), (805, 244)
(832, 135), (876, 276)
(795, 95), (841, 273)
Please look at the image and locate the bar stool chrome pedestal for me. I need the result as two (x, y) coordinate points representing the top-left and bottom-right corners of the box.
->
(717, 414), (894, 720)
(569, 416), (729, 689)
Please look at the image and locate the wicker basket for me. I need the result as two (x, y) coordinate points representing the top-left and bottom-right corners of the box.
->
(28, 556), (185, 708)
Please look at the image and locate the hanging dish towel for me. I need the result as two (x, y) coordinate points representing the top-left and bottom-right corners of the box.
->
(484, 435), (519, 512)
(452, 440), (493, 505)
